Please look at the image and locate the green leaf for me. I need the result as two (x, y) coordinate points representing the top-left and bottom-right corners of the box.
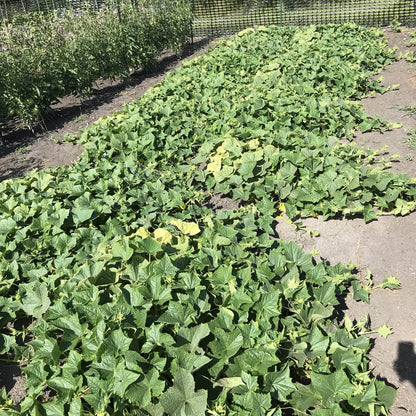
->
(42, 400), (65, 416)
(348, 382), (376, 410)
(68, 397), (83, 416)
(137, 237), (162, 254)
(214, 377), (245, 389)
(332, 348), (362, 373)
(209, 329), (244, 361)
(313, 282), (337, 306)
(104, 328), (132, 355)
(352, 280), (369, 303)
(72, 208), (95, 224)
(126, 370), (165, 407)
(363, 205), (378, 223)
(264, 364), (296, 401)
(159, 369), (207, 416)
(0, 334), (16, 355)
(234, 348), (280, 375)
(154, 254), (179, 277)
(233, 391), (271, 415)
(310, 404), (351, 416)
(24, 359), (48, 387)
(308, 325), (329, 356)
(376, 324), (393, 338)
(360, 120), (373, 133)
(47, 376), (76, 397)
(0, 218), (16, 235)
(310, 370), (355, 407)
(177, 323), (210, 353)
(170, 349), (211, 374)
(253, 290), (281, 319)
(29, 336), (60, 366)
(375, 380), (396, 408)
(113, 364), (140, 397)
(158, 301), (196, 325)
(111, 239), (134, 262)
(381, 276), (401, 290)
(19, 283), (51, 318)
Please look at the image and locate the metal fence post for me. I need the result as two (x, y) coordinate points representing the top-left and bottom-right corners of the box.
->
(190, 0), (194, 43)
(279, 0), (283, 25)
(115, 0), (121, 21)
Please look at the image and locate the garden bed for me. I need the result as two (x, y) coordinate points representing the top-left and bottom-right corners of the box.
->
(0, 24), (415, 416)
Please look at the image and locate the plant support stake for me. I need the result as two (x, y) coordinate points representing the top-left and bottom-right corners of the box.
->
(116, 0), (121, 21)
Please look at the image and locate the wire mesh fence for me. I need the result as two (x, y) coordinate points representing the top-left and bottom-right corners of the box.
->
(192, 0), (416, 35)
(0, 0), (105, 19)
(1, 0), (415, 32)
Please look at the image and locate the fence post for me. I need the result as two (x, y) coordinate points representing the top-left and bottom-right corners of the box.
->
(189, 0), (194, 44)
(279, 0), (283, 25)
(115, 0), (121, 21)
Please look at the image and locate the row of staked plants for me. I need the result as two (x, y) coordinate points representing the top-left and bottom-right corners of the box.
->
(0, 0), (191, 126)
(0, 23), (415, 415)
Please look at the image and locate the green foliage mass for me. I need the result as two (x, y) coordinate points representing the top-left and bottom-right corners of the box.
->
(0, 23), (413, 415)
(0, 0), (191, 124)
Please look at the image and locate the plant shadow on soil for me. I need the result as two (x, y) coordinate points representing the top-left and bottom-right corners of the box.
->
(394, 342), (416, 389)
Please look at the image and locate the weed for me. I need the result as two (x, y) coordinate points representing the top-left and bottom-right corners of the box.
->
(390, 17), (402, 32)
(404, 129), (416, 149)
(405, 52), (416, 62)
(50, 135), (63, 144)
(15, 146), (29, 154)
(395, 105), (416, 116)
(74, 114), (85, 123)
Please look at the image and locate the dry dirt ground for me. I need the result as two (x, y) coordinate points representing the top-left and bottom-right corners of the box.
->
(0, 29), (415, 414)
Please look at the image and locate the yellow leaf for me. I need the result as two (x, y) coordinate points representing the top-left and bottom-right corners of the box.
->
(134, 227), (150, 239)
(207, 154), (222, 173)
(153, 228), (172, 244)
(237, 28), (255, 37)
(247, 139), (259, 150)
(170, 220), (201, 236)
(279, 203), (286, 212)
(216, 145), (227, 155)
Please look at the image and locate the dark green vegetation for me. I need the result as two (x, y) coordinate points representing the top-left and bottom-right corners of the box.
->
(0, 24), (415, 415)
(0, 0), (191, 125)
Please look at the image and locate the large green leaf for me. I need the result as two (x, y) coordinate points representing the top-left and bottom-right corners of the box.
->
(264, 364), (296, 401)
(159, 369), (207, 416)
(311, 370), (356, 407)
(19, 283), (51, 318)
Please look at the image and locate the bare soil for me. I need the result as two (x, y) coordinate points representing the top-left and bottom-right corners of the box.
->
(0, 29), (415, 414)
